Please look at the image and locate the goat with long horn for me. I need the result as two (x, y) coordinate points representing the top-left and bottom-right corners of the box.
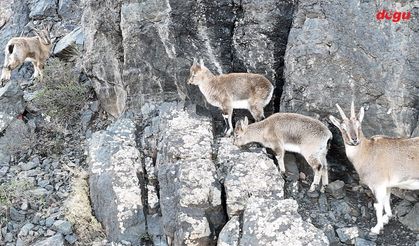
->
(1, 27), (52, 85)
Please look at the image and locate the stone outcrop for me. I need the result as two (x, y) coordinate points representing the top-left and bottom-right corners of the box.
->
(282, 0), (418, 137)
(218, 198), (329, 246)
(217, 138), (284, 217)
(156, 102), (225, 245)
(88, 118), (146, 244)
(0, 81), (25, 132)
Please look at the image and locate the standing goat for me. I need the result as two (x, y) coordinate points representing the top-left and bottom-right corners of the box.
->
(233, 113), (332, 192)
(1, 28), (52, 85)
(187, 59), (274, 136)
(329, 102), (419, 234)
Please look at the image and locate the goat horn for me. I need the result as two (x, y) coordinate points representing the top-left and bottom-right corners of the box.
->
(336, 103), (348, 120)
(351, 100), (356, 119)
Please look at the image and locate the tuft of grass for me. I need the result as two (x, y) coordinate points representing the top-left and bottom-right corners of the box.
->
(64, 170), (105, 244)
(33, 58), (89, 127)
(0, 178), (34, 226)
(0, 179), (34, 206)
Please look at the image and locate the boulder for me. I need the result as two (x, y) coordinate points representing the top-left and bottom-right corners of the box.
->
(217, 138), (284, 217)
(156, 102), (225, 245)
(399, 202), (419, 232)
(218, 198), (329, 246)
(88, 118), (145, 244)
(32, 234), (64, 246)
(53, 27), (84, 56)
(0, 81), (25, 132)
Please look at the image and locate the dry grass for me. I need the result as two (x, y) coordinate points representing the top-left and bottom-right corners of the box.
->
(0, 178), (34, 226)
(64, 170), (105, 245)
(33, 58), (89, 128)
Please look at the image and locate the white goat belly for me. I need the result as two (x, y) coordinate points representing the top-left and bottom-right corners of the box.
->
(284, 143), (301, 153)
(232, 100), (249, 109)
(393, 179), (419, 190)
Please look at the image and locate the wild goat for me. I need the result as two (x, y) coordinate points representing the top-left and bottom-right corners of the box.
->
(233, 113), (332, 192)
(1, 28), (52, 84)
(187, 59), (274, 136)
(329, 102), (419, 234)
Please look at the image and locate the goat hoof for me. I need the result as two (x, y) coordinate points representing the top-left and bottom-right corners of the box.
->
(370, 226), (381, 235)
(383, 215), (391, 224)
(308, 184), (317, 193)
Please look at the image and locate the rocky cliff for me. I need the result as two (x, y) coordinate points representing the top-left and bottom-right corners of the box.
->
(0, 0), (418, 246)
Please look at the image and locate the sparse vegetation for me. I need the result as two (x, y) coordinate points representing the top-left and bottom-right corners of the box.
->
(64, 170), (105, 244)
(33, 58), (89, 127)
(0, 178), (34, 226)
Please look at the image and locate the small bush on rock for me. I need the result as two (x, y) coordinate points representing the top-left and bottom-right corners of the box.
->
(33, 58), (89, 127)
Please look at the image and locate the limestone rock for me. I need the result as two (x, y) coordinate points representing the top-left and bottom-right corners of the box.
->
(217, 137), (284, 217)
(0, 81), (25, 132)
(88, 118), (145, 244)
(218, 198), (329, 246)
(32, 233), (64, 246)
(399, 202), (419, 232)
(156, 102), (225, 245)
(282, 0), (418, 138)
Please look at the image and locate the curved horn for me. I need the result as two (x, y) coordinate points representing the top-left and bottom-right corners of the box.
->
(336, 103), (348, 120)
(351, 100), (356, 119)
(30, 26), (40, 34)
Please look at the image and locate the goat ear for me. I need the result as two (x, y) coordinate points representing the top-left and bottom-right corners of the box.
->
(329, 115), (341, 128)
(243, 116), (249, 127)
(235, 120), (242, 130)
(193, 58), (197, 66)
(358, 107), (365, 123)
(199, 58), (204, 67)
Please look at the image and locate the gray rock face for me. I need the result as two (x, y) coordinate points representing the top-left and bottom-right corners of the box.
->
(326, 180), (345, 199)
(29, 0), (57, 19)
(88, 118), (145, 243)
(53, 27), (84, 55)
(156, 103), (225, 245)
(336, 226), (359, 244)
(81, 0), (296, 116)
(52, 220), (73, 235)
(399, 202), (419, 232)
(217, 138), (284, 217)
(282, 0), (418, 137)
(58, 0), (81, 20)
(0, 81), (25, 132)
(32, 233), (64, 246)
(218, 198), (329, 246)
(232, 0), (295, 110)
(81, 0), (126, 118)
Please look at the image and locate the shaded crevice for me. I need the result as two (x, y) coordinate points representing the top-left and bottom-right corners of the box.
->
(209, 125), (229, 241)
(237, 210), (245, 245)
(134, 120), (154, 245)
(271, 1), (298, 114)
(230, 0), (247, 73)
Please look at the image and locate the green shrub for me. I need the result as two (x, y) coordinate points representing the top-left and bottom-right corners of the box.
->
(34, 58), (89, 126)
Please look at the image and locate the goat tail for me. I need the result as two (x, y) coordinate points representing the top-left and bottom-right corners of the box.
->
(7, 44), (14, 54)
